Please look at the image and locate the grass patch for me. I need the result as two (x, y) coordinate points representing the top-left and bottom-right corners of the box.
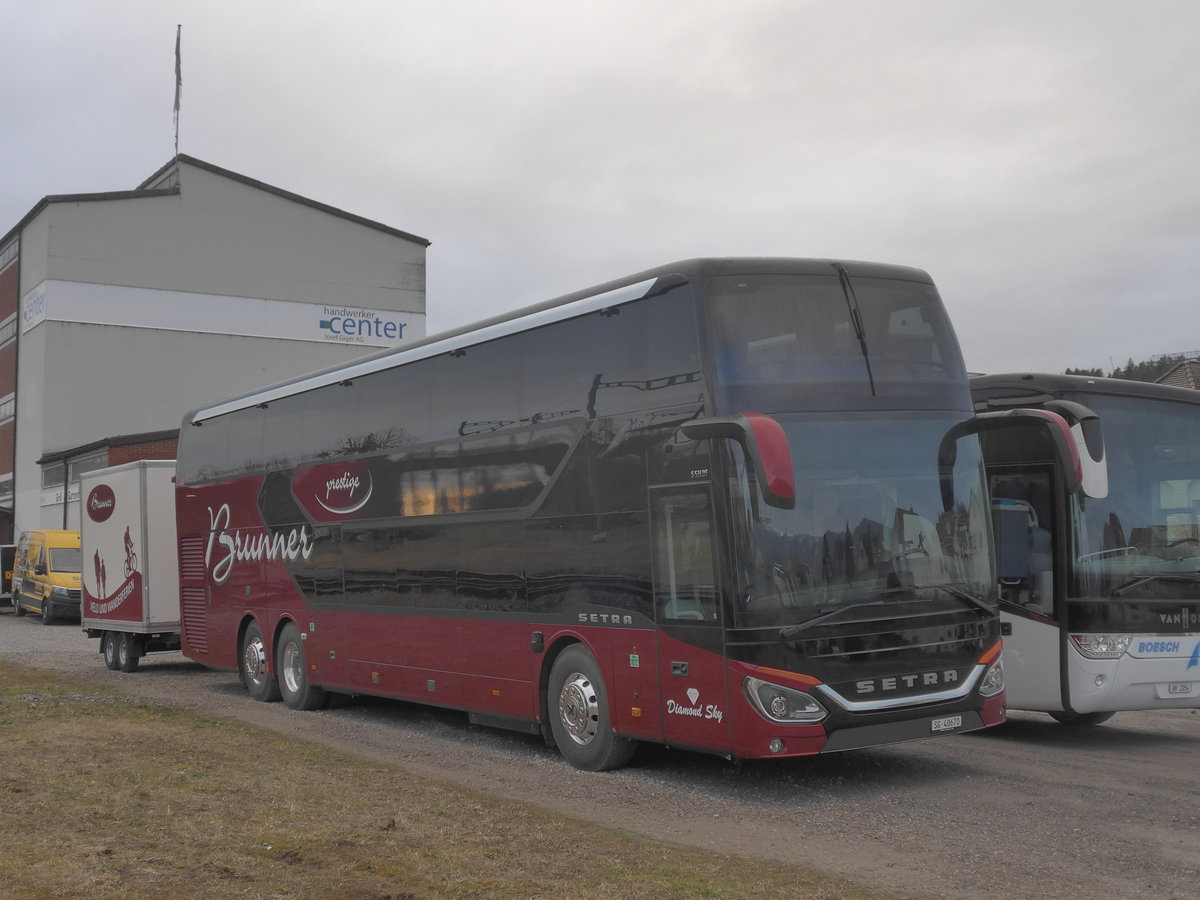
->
(0, 660), (898, 899)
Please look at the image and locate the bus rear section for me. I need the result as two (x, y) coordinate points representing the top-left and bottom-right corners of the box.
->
(175, 257), (1008, 769)
(973, 373), (1200, 723)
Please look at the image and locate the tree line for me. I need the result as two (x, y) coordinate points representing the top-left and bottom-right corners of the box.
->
(1065, 353), (1194, 383)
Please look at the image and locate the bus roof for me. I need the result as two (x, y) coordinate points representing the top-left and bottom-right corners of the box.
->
(186, 257), (932, 425)
(971, 372), (1200, 407)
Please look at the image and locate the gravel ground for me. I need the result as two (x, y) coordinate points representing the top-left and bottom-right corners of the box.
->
(3, 609), (1198, 899)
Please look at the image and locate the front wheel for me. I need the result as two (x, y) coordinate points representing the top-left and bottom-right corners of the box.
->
(240, 621), (281, 702)
(102, 632), (120, 670)
(41, 598), (54, 625)
(547, 644), (636, 771)
(276, 622), (327, 711)
(1049, 710), (1115, 726)
(13, 595), (25, 616)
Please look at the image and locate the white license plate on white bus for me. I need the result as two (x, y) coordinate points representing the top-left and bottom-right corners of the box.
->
(931, 714), (963, 733)
(1167, 682), (1191, 695)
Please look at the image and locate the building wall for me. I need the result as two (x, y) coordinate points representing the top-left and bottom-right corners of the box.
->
(10, 157), (429, 536)
(40, 161), (425, 313)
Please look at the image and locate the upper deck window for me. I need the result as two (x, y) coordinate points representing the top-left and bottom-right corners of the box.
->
(706, 272), (968, 413)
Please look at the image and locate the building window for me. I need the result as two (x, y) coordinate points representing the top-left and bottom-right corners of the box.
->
(42, 463), (65, 490)
(0, 393), (13, 423)
(0, 316), (15, 347)
(68, 451), (107, 484)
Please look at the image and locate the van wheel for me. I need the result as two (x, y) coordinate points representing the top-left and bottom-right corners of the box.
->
(276, 622), (327, 711)
(240, 621), (281, 702)
(102, 632), (120, 670)
(547, 644), (636, 771)
(116, 633), (141, 673)
(41, 599), (53, 625)
(13, 596), (25, 616)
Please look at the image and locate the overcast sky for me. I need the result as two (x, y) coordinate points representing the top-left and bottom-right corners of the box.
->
(4, 0), (1198, 375)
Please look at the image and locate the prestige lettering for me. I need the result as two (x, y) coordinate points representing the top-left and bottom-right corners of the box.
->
(206, 503), (315, 585)
(326, 473), (361, 500)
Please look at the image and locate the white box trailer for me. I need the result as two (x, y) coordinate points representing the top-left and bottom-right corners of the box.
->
(79, 460), (180, 672)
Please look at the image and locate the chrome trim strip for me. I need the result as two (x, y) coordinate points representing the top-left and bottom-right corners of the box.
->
(191, 277), (658, 424)
(815, 664), (984, 712)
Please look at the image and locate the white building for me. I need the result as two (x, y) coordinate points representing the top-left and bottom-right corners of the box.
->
(0, 155), (430, 535)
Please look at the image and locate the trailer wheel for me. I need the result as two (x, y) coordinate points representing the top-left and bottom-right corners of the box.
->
(102, 632), (120, 670)
(276, 622), (327, 711)
(240, 621), (281, 702)
(547, 644), (636, 771)
(116, 632), (141, 673)
(1049, 710), (1115, 726)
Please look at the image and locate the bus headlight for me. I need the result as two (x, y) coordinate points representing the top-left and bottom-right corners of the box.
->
(1069, 634), (1132, 659)
(979, 657), (1005, 698)
(743, 677), (828, 724)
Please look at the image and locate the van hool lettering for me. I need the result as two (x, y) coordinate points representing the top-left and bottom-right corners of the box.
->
(205, 503), (315, 585)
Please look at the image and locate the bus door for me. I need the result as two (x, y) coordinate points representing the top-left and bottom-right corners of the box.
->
(650, 485), (733, 753)
(989, 466), (1062, 710)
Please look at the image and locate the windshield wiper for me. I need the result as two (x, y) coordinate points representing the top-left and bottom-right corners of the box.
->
(833, 263), (876, 395)
(927, 584), (996, 615)
(1111, 571), (1200, 598)
(777, 585), (994, 639)
(778, 599), (893, 639)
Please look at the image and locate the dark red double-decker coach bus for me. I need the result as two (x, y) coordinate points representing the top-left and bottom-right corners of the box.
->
(176, 257), (1008, 769)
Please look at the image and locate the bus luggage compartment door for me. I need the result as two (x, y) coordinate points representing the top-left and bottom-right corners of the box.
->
(650, 486), (732, 754)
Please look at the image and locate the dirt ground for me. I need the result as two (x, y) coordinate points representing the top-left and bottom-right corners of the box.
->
(3, 611), (1198, 900)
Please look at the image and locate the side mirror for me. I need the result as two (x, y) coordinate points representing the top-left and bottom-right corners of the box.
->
(939, 408), (1085, 510)
(682, 412), (795, 509)
(1043, 399), (1107, 499)
(35, 563), (47, 576)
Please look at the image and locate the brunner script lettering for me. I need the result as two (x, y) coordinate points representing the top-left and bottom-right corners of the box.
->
(206, 503), (315, 584)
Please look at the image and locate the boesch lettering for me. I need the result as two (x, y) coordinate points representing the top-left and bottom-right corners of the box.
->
(855, 669), (959, 695)
(206, 503), (314, 585)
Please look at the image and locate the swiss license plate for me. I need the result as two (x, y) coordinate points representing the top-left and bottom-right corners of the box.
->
(931, 714), (963, 733)
(1168, 682), (1191, 695)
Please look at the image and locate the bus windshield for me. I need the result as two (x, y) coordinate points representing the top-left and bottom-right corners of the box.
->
(1070, 393), (1200, 601)
(707, 272), (969, 412)
(729, 411), (994, 629)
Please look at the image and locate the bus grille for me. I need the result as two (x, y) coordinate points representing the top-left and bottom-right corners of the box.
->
(178, 535), (208, 654)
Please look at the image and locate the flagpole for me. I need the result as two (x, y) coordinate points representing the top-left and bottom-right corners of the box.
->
(173, 24), (182, 156)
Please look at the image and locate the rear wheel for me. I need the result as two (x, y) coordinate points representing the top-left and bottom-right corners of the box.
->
(102, 632), (120, 670)
(240, 621), (281, 702)
(276, 622), (327, 710)
(547, 644), (636, 771)
(1049, 710), (1115, 726)
(116, 632), (141, 673)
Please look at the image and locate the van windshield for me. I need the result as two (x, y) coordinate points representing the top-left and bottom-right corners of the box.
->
(50, 547), (82, 574)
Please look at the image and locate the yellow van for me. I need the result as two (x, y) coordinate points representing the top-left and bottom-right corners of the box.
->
(12, 530), (82, 624)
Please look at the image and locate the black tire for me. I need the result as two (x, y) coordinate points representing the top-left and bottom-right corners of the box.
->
(102, 632), (120, 670)
(547, 644), (636, 771)
(1049, 710), (1115, 726)
(41, 598), (54, 625)
(13, 595), (25, 616)
(239, 621), (281, 702)
(116, 632), (141, 673)
(276, 622), (327, 711)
